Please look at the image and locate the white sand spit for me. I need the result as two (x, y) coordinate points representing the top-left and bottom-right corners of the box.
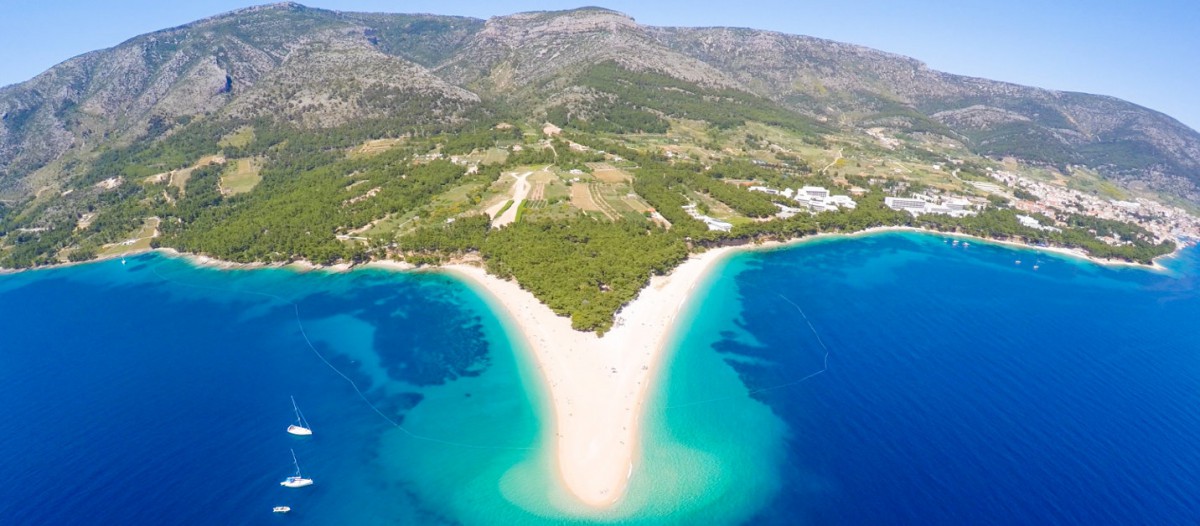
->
(443, 247), (734, 507)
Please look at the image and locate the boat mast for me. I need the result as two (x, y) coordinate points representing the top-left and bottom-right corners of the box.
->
(290, 396), (302, 426)
(290, 449), (302, 477)
(291, 396), (311, 430)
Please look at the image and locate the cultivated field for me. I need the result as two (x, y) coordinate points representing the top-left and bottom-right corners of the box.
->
(529, 182), (546, 201)
(571, 183), (604, 214)
(587, 163), (631, 183)
(619, 194), (653, 213)
(571, 183), (633, 221)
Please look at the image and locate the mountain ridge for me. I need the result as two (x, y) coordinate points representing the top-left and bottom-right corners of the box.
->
(2, 3), (1197, 203)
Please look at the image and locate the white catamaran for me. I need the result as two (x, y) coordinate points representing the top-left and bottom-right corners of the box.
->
(287, 396), (313, 436)
(280, 449), (314, 488)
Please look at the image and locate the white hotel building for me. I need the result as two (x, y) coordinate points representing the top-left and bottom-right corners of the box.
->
(885, 194), (977, 217)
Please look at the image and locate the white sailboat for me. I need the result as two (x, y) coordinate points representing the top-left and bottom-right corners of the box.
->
(272, 506), (291, 514)
(287, 396), (313, 436)
(280, 449), (314, 488)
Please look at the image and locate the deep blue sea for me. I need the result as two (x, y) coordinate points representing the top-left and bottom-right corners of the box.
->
(0, 256), (550, 525)
(2, 232), (1198, 524)
(659, 233), (1200, 524)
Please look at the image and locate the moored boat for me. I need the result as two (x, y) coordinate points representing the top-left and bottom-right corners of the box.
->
(280, 449), (314, 488)
(287, 396), (313, 436)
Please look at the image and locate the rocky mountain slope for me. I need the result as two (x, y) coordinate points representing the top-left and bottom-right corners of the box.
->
(0, 3), (479, 196)
(654, 26), (1200, 200)
(2, 2), (1198, 202)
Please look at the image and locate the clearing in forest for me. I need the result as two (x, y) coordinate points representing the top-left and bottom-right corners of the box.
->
(350, 138), (405, 158)
(97, 217), (161, 257)
(217, 126), (255, 149)
(219, 158), (263, 195)
(145, 155), (225, 193)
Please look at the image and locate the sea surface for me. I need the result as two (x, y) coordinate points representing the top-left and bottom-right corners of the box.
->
(1, 232), (1198, 524)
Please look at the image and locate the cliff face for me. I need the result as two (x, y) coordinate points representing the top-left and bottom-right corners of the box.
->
(3, 3), (1199, 202)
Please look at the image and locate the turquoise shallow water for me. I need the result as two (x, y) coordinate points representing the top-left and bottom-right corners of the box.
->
(665, 233), (1200, 524)
(0, 255), (552, 525)
(0, 251), (771, 525)
(2, 233), (1198, 524)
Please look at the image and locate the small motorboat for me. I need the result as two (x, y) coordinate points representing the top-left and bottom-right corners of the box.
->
(273, 506), (291, 514)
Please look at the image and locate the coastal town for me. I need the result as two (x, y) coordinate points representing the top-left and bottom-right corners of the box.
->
(719, 164), (1200, 249)
(984, 168), (1200, 243)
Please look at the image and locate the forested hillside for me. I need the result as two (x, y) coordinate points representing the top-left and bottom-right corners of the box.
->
(0, 3), (1192, 332)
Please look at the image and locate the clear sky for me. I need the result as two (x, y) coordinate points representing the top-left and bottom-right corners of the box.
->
(2, 0), (1197, 131)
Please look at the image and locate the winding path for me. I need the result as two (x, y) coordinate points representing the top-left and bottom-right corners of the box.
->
(820, 147), (844, 174)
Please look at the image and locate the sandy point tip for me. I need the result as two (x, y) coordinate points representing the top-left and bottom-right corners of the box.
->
(442, 248), (733, 508)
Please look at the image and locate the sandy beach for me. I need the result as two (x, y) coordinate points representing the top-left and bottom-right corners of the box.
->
(444, 246), (736, 508)
(437, 226), (1182, 508)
